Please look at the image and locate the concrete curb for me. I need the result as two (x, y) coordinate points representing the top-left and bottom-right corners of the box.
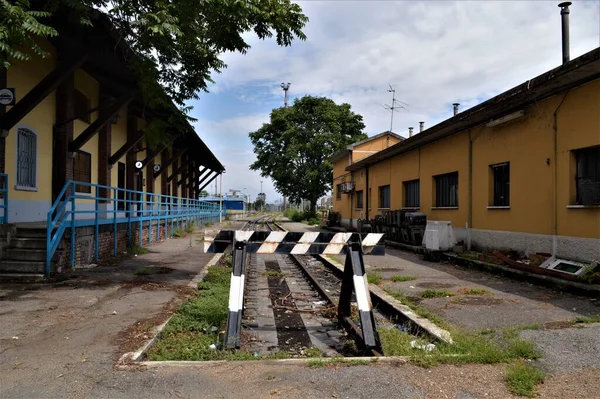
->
(319, 255), (453, 344)
(442, 253), (600, 298)
(135, 356), (411, 368)
(116, 252), (224, 368)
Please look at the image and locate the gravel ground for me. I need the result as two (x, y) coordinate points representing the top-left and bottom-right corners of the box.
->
(520, 323), (600, 373)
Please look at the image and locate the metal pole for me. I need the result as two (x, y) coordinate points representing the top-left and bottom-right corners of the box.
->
(219, 173), (223, 223)
(559, 2), (571, 64)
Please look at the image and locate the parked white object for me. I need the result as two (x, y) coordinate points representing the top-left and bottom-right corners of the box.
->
(423, 221), (456, 251)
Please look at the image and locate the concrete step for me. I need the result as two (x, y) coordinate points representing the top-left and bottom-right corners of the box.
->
(0, 273), (45, 283)
(9, 237), (47, 250)
(0, 260), (46, 274)
(15, 228), (47, 238)
(6, 249), (47, 262)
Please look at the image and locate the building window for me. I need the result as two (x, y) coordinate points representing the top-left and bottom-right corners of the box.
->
(73, 151), (92, 193)
(403, 179), (420, 208)
(434, 172), (458, 207)
(16, 127), (37, 190)
(575, 146), (600, 205)
(74, 89), (91, 123)
(356, 190), (363, 209)
(336, 183), (342, 200)
(379, 185), (390, 209)
(491, 162), (510, 206)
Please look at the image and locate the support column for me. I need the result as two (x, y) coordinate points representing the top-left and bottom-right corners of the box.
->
(0, 68), (6, 174)
(160, 148), (169, 196)
(52, 70), (75, 201)
(146, 150), (155, 200)
(97, 92), (112, 200)
(125, 114), (137, 192)
(187, 160), (194, 199)
(171, 155), (178, 198)
(181, 154), (188, 199)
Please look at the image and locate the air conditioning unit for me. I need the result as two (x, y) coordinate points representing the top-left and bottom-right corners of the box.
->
(341, 182), (355, 193)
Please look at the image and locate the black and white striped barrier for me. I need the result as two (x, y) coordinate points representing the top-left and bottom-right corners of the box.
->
(204, 231), (385, 255)
(208, 230), (385, 351)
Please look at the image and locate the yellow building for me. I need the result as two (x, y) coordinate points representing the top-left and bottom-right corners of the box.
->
(0, 11), (224, 276)
(334, 48), (600, 262)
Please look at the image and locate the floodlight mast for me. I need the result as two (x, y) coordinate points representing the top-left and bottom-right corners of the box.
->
(281, 82), (291, 107)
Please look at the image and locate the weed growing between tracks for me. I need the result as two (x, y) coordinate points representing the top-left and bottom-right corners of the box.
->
(390, 275), (418, 282)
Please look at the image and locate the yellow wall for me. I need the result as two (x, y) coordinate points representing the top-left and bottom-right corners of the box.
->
(352, 135), (401, 163)
(334, 79), (600, 240)
(5, 39), (56, 203)
(110, 105), (128, 190)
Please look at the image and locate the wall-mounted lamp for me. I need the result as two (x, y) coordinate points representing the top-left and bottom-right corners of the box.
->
(0, 129), (9, 138)
(110, 112), (120, 124)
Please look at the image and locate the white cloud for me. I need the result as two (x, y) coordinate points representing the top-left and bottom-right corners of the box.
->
(197, 0), (599, 200)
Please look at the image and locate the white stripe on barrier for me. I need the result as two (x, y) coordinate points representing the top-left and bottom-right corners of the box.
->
(235, 231), (254, 242)
(257, 231), (288, 253)
(228, 275), (244, 311)
(362, 233), (384, 247)
(323, 232), (352, 254)
(291, 232), (320, 254)
(353, 275), (371, 311)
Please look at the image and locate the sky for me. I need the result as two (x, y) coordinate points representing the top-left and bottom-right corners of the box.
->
(190, 0), (600, 203)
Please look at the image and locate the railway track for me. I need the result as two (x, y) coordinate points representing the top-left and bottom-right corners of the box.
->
(238, 215), (381, 357)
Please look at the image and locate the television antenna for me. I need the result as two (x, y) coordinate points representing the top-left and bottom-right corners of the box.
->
(381, 84), (409, 133)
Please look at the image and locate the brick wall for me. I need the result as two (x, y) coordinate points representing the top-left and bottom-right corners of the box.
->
(57, 217), (196, 267)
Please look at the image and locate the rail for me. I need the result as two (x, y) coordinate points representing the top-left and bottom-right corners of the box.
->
(0, 173), (7, 224)
(46, 180), (223, 276)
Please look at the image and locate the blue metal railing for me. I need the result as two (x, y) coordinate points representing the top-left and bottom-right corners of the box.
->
(0, 173), (7, 224)
(46, 180), (222, 276)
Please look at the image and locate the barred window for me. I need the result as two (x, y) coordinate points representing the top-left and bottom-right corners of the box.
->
(403, 179), (420, 208)
(434, 172), (458, 207)
(379, 185), (390, 209)
(16, 128), (37, 189)
(73, 151), (92, 193)
(356, 190), (363, 209)
(491, 163), (510, 206)
(575, 146), (600, 205)
(336, 183), (342, 200)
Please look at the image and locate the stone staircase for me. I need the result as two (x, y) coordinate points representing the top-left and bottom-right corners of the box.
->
(0, 226), (51, 282)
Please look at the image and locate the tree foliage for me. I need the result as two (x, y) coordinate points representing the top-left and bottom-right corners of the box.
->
(249, 96), (367, 211)
(1, 0), (308, 112)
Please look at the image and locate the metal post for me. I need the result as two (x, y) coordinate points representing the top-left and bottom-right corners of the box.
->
(559, 2), (571, 64)
(219, 173), (223, 223)
(224, 240), (247, 349)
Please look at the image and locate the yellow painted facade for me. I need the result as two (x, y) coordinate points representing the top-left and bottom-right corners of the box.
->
(333, 78), (600, 243)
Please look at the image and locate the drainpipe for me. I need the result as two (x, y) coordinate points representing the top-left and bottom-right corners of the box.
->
(467, 130), (473, 251)
(365, 166), (369, 221)
(552, 92), (570, 257)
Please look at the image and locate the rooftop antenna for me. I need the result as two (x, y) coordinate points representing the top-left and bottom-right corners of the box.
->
(281, 82), (291, 107)
(381, 84), (408, 133)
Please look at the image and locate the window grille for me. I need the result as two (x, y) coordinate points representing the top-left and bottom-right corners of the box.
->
(403, 179), (420, 208)
(435, 172), (458, 207)
(16, 128), (37, 189)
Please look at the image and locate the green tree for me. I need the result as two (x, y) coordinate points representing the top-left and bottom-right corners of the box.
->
(250, 96), (367, 213)
(1, 0), (308, 111)
(199, 189), (209, 197)
(254, 198), (265, 211)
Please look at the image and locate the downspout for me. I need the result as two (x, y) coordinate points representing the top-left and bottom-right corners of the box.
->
(467, 130), (473, 251)
(365, 166), (370, 221)
(552, 92), (569, 256)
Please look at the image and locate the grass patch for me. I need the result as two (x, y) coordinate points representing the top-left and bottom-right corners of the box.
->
(457, 288), (488, 295)
(390, 275), (418, 282)
(186, 224), (196, 233)
(172, 229), (184, 238)
(367, 272), (382, 285)
(505, 361), (545, 397)
(128, 245), (149, 256)
(519, 324), (541, 331)
(385, 289), (447, 327)
(420, 289), (454, 298)
(574, 314), (600, 324)
(307, 357), (370, 368)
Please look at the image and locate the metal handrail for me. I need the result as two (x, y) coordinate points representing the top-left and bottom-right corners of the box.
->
(0, 173), (7, 224)
(46, 180), (222, 276)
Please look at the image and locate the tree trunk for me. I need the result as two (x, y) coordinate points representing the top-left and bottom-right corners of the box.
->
(309, 198), (317, 218)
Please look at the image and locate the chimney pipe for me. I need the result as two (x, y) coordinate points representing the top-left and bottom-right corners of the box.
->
(408, 127), (414, 137)
(419, 121), (424, 132)
(453, 103), (460, 116)
(558, 2), (571, 64)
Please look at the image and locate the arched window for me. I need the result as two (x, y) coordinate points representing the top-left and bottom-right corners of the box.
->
(16, 127), (37, 190)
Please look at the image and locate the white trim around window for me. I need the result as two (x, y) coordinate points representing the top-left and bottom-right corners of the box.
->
(14, 125), (39, 192)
